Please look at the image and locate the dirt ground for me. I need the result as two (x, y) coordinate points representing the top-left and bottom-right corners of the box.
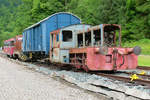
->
(0, 56), (111, 100)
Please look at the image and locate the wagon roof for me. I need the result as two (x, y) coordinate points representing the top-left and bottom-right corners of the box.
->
(24, 12), (81, 31)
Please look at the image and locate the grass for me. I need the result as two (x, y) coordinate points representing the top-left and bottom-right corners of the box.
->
(122, 39), (150, 55)
(138, 55), (150, 66)
(122, 39), (150, 66)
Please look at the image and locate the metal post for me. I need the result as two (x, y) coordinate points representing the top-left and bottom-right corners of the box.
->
(83, 33), (85, 47)
(101, 25), (104, 46)
(91, 29), (94, 46)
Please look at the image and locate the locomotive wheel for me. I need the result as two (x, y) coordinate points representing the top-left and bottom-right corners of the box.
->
(20, 54), (28, 62)
(71, 59), (81, 69)
(82, 65), (89, 72)
(81, 57), (89, 72)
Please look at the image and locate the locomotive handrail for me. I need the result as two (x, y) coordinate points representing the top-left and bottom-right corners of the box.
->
(119, 55), (125, 68)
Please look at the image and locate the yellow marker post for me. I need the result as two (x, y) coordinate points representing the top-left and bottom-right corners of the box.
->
(130, 74), (139, 81)
(139, 70), (146, 75)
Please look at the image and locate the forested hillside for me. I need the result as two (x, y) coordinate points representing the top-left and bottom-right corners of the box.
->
(0, 0), (150, 46)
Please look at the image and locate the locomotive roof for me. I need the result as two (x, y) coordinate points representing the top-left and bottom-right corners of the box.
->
(61, 24), (91, 30)
(24, 12), (81, 31)
(77, 24), (121, 34)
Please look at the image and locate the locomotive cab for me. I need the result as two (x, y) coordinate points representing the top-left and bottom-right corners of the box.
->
(103, 25), (121, 47)
(69, 24), (141, 71)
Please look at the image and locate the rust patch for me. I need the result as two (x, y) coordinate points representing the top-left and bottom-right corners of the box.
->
(69, 48), (87, 54)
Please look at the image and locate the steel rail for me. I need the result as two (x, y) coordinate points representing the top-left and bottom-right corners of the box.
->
(96, 73), (150, 87)
(118, 71), (150, 79)
(137, 66), (150, 70)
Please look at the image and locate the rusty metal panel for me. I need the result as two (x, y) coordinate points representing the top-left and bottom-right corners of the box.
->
(69, 48), (87, 54)
(86, 47), (138, 71)
(52, 48), (60, 62)
(49, 24), (91, 63)
(60, 50), (69, 63)
(14, 35), (22, 52)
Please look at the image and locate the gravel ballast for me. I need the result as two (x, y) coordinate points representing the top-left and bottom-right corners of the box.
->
(0, 56), (110, 100)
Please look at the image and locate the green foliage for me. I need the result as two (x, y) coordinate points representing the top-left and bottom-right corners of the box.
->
(125, 0), (150, 40)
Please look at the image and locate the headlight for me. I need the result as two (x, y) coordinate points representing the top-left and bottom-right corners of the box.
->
(133, 46), (141, 55)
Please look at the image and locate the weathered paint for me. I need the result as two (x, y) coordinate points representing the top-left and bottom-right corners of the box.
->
(86, 47), (137, 71)
(69, 47), (138, 71)
(14, 35), (22, 52)
(69, 48), (87, 54)
(13, 35), (23, 58)
(50, 24), (91, 63)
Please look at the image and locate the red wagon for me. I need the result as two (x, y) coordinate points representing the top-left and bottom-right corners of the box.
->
(3, 35), (23, 59)
(3, 38), (15, 57)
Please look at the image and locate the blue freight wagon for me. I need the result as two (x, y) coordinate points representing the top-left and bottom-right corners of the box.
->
(22, 12), (81, 59)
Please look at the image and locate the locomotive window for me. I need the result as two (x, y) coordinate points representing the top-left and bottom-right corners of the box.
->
(62, 30), (72, 42)
(104, 25), (120, 47)
(104, 31), (115, 47)
(93, 29), (101, 46)
(77, 34), (83, 47)
(85, 32), (91, 46)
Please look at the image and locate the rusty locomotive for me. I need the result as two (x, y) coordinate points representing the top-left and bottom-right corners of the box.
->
(3, 12), (141, 72)
(49, 24), (141, 72)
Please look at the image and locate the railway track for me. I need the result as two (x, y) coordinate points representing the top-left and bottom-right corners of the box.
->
(137, 66), (150, 70)
(120, 71), (150, 79)
(95, 72), (150, 88)
(1, 52), (150, 87)
(93, 66), (150, 87)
